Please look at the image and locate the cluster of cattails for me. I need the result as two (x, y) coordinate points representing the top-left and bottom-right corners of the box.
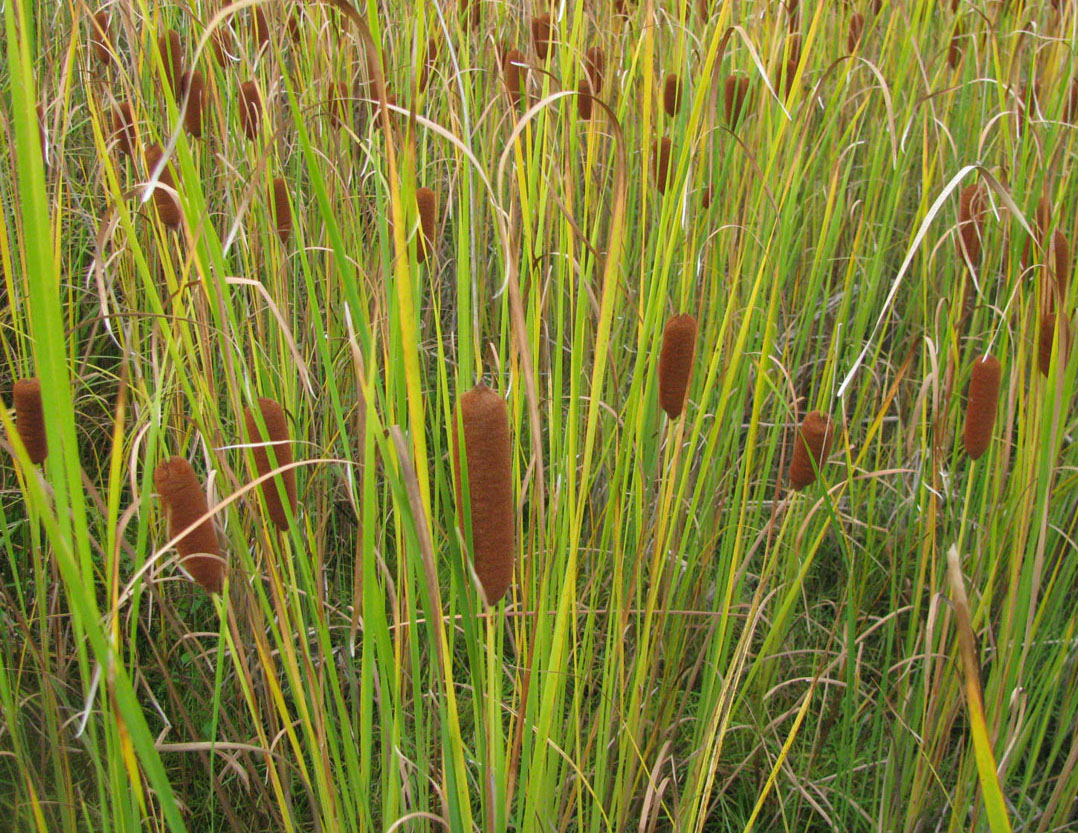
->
(585, 46), (605, 93)
(144, 143), (182, 228)
(532, 14), (553, 61)
(90, 11), (111, 66)
(724, 74), (749, 128)
(658, 314), (698, 419)
(956, 183), (986, 267)
(654, 137), (672, 194)
(663, 73), (682, 117)
(415, 187), (437, 263)
(244, 398), (297, 531)
(112, 101), (137, 157)
(239, 80), (262, 139)
(504, 49), (527, 108)
(848, 13), (864, 53)
(452, 384), (514, 606)
(154, 457), (225, 594)
(158, 29), (184, 95)
(11, 378), (47, 465)
(963, 354), (1000, 460)
(789, 411), (834, 490)
(271, 177), (292, 243)
(181, 70), (205, 138)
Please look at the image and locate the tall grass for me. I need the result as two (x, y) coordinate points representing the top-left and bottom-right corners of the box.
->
(2, 1), (1078, 832)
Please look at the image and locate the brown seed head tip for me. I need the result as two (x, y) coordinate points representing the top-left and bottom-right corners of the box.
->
(415, 187), (437, 263)
(182, 70), (205, 138)
(663, 73), (682, 117)
(240, 81), (262, 139)
(658, 314), (698, 419)
(244, 398), (297, 531)
(531, 14), (553, 61)
(91, 11), (110, 65)
(452, 385), (514, 606)
(504, 49), (527, 107)
(158, 29), (184, 93)
(655, 137), (672, 194)
(577, 78), (593, 120)
(848, 13), (864, 52)
(12, 378), (47, 465)
(154, 456), (224, 594)
(788, 411), (834, 490)
(724, 74), (749, 127)
(963, 354), (1001, 460)
(585, 46), (605, 93)
(271, 177), (292, 243)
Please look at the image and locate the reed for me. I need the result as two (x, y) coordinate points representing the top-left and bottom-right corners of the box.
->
(654, 136), (672, 194)
(848, 13), (864, 52)
(532, 14), (553, 61)
(154, 456), (225, 594)
(957, 183), (986, 267)
(144, 144), (182, 228)
(963, 354), (1001, 460)
(577, 78), (593, 120)
(11, 378), (47, 465)
(585, 46), (605, 93)
(239, 81), (262, 140)
(90, 11), (110, 66)
(663, 73), (681, 117)
(181, 71), (205, 138)
(244, 398), (297, 531)
(112, 101), (136, 157)
(724, 73), (748, 127)
(158, 29), (184, 95)
(658, 314), (698, 419)
(504, 49), (527, 108)
(452, 384), (514, 606)
(788, 410), (834, 490)
(271, 177), (292, 243)
(415, 187), (437, 263)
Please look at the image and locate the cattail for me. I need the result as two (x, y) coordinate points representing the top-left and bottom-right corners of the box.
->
(181, 70), (205, 138)
(577, 78), (593, 120)
(158, 29), (184, 95)
(287, 9), (301, 42)
(504, 49), (527, 108)
(724, 73), (749, 127)
(532, 14), (553, 61)
(244, 398), (297, 531)
(963, 354), (1001, 460)
(252, 7), (270, 48)
(1068, 78), (1078, 123)
(461, 0), (480, 30)
(239, 81), (262, 139)
(957, 183), (986, 267)
(154, 457), (225, 594)
(702, 184), (713, 209)
(658, 314), (698, 419)
(777, 35), (800, 95)
(1051, 230), (1070, 304)
(271, 177), (292, 243)
(655, 136), (672, 194)
(1021, 195), (1052, 270)
(615, 0), (631, 17)
(788, 410), (834, 490)
(112, 100), (137, 157)
(663, 73), (682, 117)
(452, 384), (514, 606)
(948, 32), (961, 69)
(144, 143), (182, 228)
(1039, 311), (1057, 377)
(11, 378), (47, 465)
(585, 46), (605, 93)
(420, 36), (438, 91)
(90, 11), (111, 66)
(415, 187), (437, 263)
(847, 12), (864, 52)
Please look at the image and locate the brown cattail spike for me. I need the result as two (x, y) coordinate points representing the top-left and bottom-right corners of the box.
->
(91, 11), (111, 66)
(12, 378), (47, 465)
(415, 187), (437, 263)
(655, 137), (672, 194)
(181, 71), (205, 138)
(158, 29), (184, 95)
(461, 0), (480, 30)
(585, 46), (605, 93)
(848, 13), (864, 52)
(658, 314), (698, 419)
(724, 74), (749, 128)
(239, 81), (262, 139)
(244, 398), (297, 531)
(452, 384), (514, 606)
(144, 144), (182, 228)
(789, 411), (834, 490)
(663, 73), (682, 117)
(420, 37), (438, 91)
(948, 32), (961, 70)
(1051, 230), (1070, 305)
(963, 354), (1001, 460)
(271, 177), (292, 243)
(1039, 312), (1057, 378)
(957, 183), (986, 267)
(252, 7), (269, 48)
(577, 78), (593, 120)
(532, 14), (553, 61)
(154, 457), (225, 594)
(504, 49), (527, 108)
(113, 101), (137, 157)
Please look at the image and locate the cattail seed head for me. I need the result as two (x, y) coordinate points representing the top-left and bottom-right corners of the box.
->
(244, 398), (297, 531)
(1021, 195), (1053, 270)
(585, 46), (605, 93)
(158, 29), (184, 95)
(504, 49), (527, 108)
(788, 410), (834, 490)
(948, 32), (961, 69)
(663, 73), (682, 117)
(532, 14), (553, 61)
(239, 80), (262, 139)
(577, 78), (593, 120)
(415, 187), (437, 263)
(452, 384), (514, 606)
(181, 70), (205, 138)
(1039, 311), (1057, 377)
(658, 314), (698, 419)
(847, 12), (864, 52)
(461, 0), (480, 30)
(724, 73), (749, 127)
(154, 456), (225, 594)
(112, 101), (136, 157)
(252, 7), (269, 48)
(957, 183), (986, 267)
(1051, 229), (1070, 304)
(91, 11), (111, 66)
(144, 143), (182, 228)
(287, 10), (302, 42)
(655, 137), (672, 194)
(271, 177), (292, 243)
(702, 184), (713, 209)
(963, 354), (1001, 460)
(420, 36), (438, 91)
(11, 378), (47, 465)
